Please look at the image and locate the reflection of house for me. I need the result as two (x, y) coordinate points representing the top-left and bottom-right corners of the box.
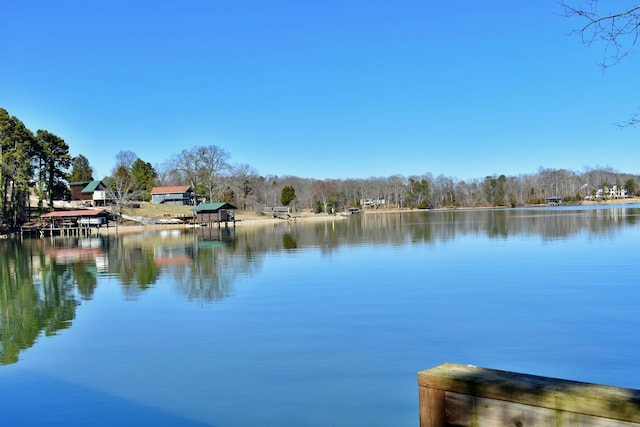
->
(192, 202), (237, 225)
(70, 181), (109, 206)
(46, 247), (105, 263)
(45, 238), (109, 272)
(151, 186), (194, 205)
(153, 245), (194, 267)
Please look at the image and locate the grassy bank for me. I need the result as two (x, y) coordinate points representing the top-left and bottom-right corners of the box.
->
(119, 202), (269, 221)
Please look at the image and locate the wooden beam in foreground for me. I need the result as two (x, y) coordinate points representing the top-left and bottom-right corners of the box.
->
(418, 363), (640, 427)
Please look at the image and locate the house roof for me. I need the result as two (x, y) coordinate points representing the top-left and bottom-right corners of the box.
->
(151, 186), (192, 194)
(192, 202), (237, 212)
(41, 209), (109, 218)
(81, 180), (104, 193)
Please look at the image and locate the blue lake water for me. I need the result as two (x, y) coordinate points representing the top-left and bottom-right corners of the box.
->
(1, 205), (639, 426)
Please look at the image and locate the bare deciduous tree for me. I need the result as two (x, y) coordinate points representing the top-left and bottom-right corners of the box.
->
(230, 163), (260, 210)
(170, 145), (230, 203)
(107, 165), (145, 228)
(198, 145), (230, 203)
(154, 160), (182, 187)
(113, 150), (138, 172)
(171, 148), (201, 194)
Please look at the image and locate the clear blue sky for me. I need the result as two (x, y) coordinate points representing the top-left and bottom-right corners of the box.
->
(1, 1), (638, 181)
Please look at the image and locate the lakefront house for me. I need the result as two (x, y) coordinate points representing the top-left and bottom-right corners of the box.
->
(69, 181), (109, 206)
(151, 186), (194, 205)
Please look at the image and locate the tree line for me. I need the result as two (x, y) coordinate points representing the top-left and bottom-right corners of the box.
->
(101, 140), (640, 213)
(1, 108), (71, 227)
(113, 146), (640, 214)
(2, 106), (639, 229)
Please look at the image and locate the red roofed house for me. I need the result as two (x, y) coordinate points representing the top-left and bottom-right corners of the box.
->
(151, 186), (194, 205)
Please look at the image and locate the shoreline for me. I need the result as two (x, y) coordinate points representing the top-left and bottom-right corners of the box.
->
(576, 197), (640, 206)
(98, 197), (640, 235)
(90, 213), (349, 235)
(3, 198), (640, 238)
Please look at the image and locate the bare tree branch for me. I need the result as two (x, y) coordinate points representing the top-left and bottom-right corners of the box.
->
(616, 110), (640, 127)
(561, 1), (640, 68)
(561, 1), (640, 127)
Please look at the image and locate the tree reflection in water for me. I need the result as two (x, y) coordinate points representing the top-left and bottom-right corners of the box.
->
(1, 205), (639, 364)
(0, 239), (79, 364)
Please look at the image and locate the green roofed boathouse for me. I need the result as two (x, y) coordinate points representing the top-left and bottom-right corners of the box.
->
(192, 202), (237, 227)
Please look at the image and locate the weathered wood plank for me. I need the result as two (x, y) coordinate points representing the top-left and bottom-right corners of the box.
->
(446, 391), (639, 427)
(419, 386), (445, 427)
(417, 363), (640, 424)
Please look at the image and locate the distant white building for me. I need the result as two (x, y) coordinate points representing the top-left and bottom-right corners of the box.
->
(595, 185), (627, 199)
(360, 198), (385, 208)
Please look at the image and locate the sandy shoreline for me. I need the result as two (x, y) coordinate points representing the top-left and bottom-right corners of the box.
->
(85, 213), (348, 235)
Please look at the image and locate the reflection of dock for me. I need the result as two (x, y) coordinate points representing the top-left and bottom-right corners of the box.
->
(24, 224), (111, 238)
(153, 246), (194, 267)
(196, 225), (234, 241)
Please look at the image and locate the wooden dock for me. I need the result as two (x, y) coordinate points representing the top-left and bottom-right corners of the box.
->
(418, 363), (640, 426)
(31, 208), (111, 237)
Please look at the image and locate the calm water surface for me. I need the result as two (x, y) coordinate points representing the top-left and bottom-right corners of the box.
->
(1, 205), (639, 426)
